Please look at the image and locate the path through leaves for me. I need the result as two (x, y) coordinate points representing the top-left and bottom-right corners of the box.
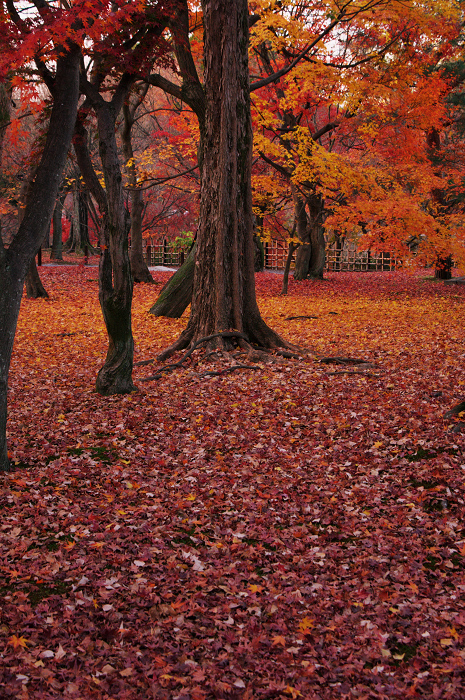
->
(1, 269), (464, 699)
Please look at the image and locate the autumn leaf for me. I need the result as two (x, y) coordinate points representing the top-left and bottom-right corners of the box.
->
(7, 635), (31, 651)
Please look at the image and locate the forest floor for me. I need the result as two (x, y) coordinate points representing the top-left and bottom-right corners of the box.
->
(1, 267), (465, 700)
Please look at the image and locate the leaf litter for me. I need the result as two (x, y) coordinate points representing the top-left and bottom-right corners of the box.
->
(1, 268), (465, 699)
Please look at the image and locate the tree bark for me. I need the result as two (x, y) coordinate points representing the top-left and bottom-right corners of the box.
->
(253, 233), (265, 272)
(149, 243), (196, 317)
(94, 104), (135, 395)
(293, 191), (325, 280)
(25, 257), (49, 298)
(50, 195), (65, 260)
(0, 82), (10, 166)
(281, 240), (299, 295)
(65, 187), (92, 253)
(74, 96), (135, 395)
(0, 46), (80, 472)
(122, 98), (154, 283)
(158, 0), (286, 361)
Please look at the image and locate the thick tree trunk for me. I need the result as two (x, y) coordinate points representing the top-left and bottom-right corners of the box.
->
(149, 243), (196, 317)
(25, 257), (49, 298)
(0, 46), (80, 472)
(158, 0), (286, 361)
(293, 191), (325, 280)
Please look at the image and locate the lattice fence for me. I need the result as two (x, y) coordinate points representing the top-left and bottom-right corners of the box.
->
(143, 238), (400, 272)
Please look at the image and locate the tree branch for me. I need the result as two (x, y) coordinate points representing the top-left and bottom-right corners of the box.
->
(250, 12), (345, 92)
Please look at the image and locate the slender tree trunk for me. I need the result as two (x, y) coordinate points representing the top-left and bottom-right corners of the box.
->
(0, 46), (80, 472)
(50, 195), (64, 260)
(307, 194), (326, 279)
(0, 82), (10, 168)
(73, 100), (135, 395)
(122, 100), (154, 283)
(281, 240), (299, 295)
(158, 0), (286, 361)
(149, 243), (196, 317)
(94, 105), (135, 395)
(25, 257), (49, 298)
(293, 192), (311, 280)
(66, 187), (92, 253)
(253, 233), (265, 272)
(129, 187), (153, 282)
(0, 280), (23, 470)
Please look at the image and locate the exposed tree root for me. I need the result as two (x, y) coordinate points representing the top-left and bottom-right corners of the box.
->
(275, 349), (303, 359)
(325, 371), (377, 377)
(134, 358), (155, 367)
(285, 315), (318, 320)
(139, 331), (249, 381)
(317, 356), (373, 365)
(445, 400), (465, 418)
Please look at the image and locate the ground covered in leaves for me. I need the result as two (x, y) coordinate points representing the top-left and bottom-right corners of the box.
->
(1, 268), (465, 699)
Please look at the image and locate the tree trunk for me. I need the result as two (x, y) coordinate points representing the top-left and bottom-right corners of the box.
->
(281, 240), (299, 295)
(253, 233), (265, 272)
(149, 243), (196, 317)
(65, 187), (92, 253)
(96, 220), (134, 394)
(25, 257), (49, 298)
(307, 193), (326, 279)
(435, 255), (452, 280)
(158, 0), (286, 361)
(129, 187), (154, 283)
(50, 195), (64, 260)
(0, 279), (23, 471)
(0, 82), (10, 168)
(0, 46), (80, 472)
(73, 97), (135, 396)
(293, 191), (325, 280)
(122, 99), (154, 284)
(94, 106), (135, 395)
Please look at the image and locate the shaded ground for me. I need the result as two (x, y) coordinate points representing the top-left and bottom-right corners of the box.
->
(1, 269), (464, 699)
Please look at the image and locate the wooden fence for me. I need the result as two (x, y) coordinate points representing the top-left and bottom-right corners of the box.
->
(143, 238), (400, 272)
(263, 240), (399, 272)
(144, 239), (185, 267)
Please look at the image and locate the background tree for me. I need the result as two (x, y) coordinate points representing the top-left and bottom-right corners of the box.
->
(0, 0), (81, 471)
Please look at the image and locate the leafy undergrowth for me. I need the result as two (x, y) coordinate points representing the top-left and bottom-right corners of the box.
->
(1, 268), (465, 699)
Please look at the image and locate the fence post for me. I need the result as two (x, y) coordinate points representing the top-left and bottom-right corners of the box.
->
(37, 247), (42, 266)
(146, 244), (151, 266)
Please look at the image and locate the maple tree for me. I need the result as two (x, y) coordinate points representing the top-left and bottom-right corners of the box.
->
(71, 0), (172, 395)
(251, 0), (463, 279)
